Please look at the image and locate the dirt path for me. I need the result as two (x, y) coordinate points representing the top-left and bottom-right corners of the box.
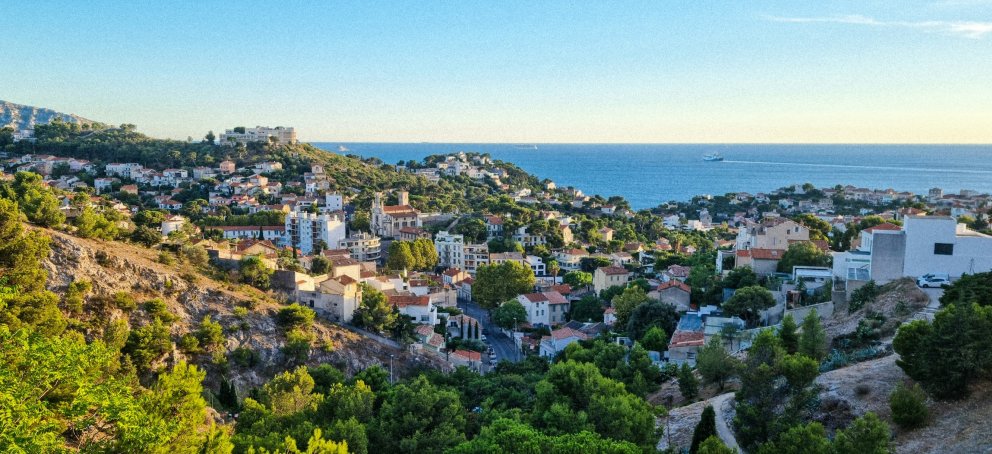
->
(711, 392), (743, 452)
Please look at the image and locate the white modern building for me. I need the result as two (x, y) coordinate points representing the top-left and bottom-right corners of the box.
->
(219, 126), (296, 146)
(337, 232), (381, 262)
(435, 230), (465, 270)
(285, 209), (346, 255)
(324, 193), (343, 212)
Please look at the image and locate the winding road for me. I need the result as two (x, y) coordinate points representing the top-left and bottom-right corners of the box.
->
(711, 392), (742, 452)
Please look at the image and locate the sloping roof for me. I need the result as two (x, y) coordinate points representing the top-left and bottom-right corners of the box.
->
(750, 248), (785, 260)
(666, 265), (691, 277)
(415, 324), (435, 337)
(657, 280), (691, 293)
(389, 294), (430, 307)
(550, 284), (572, 295)
(521, 293), (549, 303)
(443, 268), (464, 276)
(543, 291), (569, 305)
(598, 266), (629, 276)
(428, 333), (445, 348)
(669, 331), (705, 348)
(451, 349), (482, 361)
(551, 327), (589, 341)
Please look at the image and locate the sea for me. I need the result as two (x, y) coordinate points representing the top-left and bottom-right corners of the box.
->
(311, 143), (992, 210)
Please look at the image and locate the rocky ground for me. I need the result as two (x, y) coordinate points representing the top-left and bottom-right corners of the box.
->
(38, 227), (444, 393)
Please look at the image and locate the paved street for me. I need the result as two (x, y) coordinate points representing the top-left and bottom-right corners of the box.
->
(458, 300), (520, 364)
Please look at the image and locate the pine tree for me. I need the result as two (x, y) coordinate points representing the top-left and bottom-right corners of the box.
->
(798, 310), (827, 361)
(678, 363), (699, 400)
(779, 314), (799, 354)
(690, 405), (717, 453)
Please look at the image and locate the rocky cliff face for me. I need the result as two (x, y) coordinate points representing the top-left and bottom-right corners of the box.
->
(1, 100), (98, 130)
(40, 228), (436, 391)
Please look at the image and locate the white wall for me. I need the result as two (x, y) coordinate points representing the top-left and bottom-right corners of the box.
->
(903, 217), (992, 278)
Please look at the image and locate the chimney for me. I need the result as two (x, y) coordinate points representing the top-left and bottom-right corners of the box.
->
(398, 191), (409, 206)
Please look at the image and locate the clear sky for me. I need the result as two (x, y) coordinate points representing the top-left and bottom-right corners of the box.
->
(3, 1), (991, 143)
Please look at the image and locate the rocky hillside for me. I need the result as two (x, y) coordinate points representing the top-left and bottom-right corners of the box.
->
(37, 227), (440, 393)
(1, 99), (98, 130)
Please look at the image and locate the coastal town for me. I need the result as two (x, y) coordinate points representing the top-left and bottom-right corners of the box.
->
(5, 123), (992, 376)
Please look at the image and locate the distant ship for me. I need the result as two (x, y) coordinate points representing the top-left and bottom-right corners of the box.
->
(703, 152), (724, 162)
(338, 145), (350, 152)
(513, 144), (538, 150)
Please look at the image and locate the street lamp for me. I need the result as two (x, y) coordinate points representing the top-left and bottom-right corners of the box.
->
(389, 354), (395, 384)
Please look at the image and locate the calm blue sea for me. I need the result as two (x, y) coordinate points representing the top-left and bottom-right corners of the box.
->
(311, 143), (992, 210)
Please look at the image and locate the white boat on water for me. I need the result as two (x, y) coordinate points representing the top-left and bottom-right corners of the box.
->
(703, 152), (724, 162)
(338, 145), (350, 152)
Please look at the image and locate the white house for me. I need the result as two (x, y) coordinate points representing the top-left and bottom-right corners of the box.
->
(160, 215), (187, 237)
(285, 209), (346, 255)
(435, 231), (465, 270)
(517, 291), (569, 326)
(539, 327), (589, 358)
(902, 216), (992, 279)
(389, 294), (438, 325)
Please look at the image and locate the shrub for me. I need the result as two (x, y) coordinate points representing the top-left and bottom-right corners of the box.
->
(158, 251), (175, 265)
(849, 280), (879, 312)
(276, 304), (316, 331)
(890, 383), (929, 430)
(113, 291), (137, 311)
(179, 333), (201, 354)
(283, 329), (314, 364)
(143, 298), (176, 324)
(230, 346), (260, 367)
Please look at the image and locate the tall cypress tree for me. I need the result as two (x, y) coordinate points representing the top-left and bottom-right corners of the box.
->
(690, 405), (717, 454)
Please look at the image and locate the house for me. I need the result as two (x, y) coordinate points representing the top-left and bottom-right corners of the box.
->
(525, 255), (546, 276)
(398, 226), (431, 241)
(832, 223), (904, 283)
(539, 327), (589, 358)
(489, 252), (525, 266)
(94, 177), (114, 194)
(516, 291), (570, 326)
(371, 191), (421, 238)
(160, 215), (187, 237)
(648, 281), (692, 312)
(463, 243), (490, 275)
(449, 349), (483, 370)
(667, 314), (706, 366)
(555, 248), (588, 272)
(593, 266), (631, 293)
(735, 218), (809, 251)
(734, 248), (785, 276)
(120, 184), (138, 195)
(603, 307), (617, 326)
(389, 294), (437, 325)
(296, 274), (362, 323)
(209, 225), (286, 242)
(457, 277), (474, 302)
(442, 268), (469, 285)
(485, 215), (504, 239)
(218, 160), (237, 174)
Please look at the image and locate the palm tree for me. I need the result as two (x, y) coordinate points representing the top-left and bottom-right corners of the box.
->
(548, 259), (560, 283)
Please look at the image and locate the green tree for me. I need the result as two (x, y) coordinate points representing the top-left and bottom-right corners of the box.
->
(196, 315), (225, 351)
(696, 335), (740, 391)
(239, 256), (273, 290)
(352, 284), (397, 333)
(472, 261), (536, 309)
(569, 294), (604, 322)
(9, 172), (65, 227)
(697, 436), (735, 454)
(276, 304), (316, 331)
(889, 382), (929, 430)
(372, 376), (466, 453)
(386, 241), (416, 271)
(691, 405), (718, 454)
(447, 418), (640, 454)
(131, 225), (162, 247)
(776, 241), (831, 273)
(639, 326), (668, 352)
(310, 256), (332, 275)
(492, 299), (528, 329)
(678, 362), (699, 400)
(625, 299), (680, 341)
(611, 285), (650, 329)
(778, 314), (799, 354)
(123, 317), (172, 373)
(757, 422), (830, 454)
(798, 310), (827, 361)
(832, 412), (892, 454)
(722, 285), (776, 328)
(562, 270), (593, 289)
(723, 266), (758, 289)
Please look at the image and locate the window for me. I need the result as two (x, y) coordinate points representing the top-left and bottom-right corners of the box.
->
(934, 243), (954, 255)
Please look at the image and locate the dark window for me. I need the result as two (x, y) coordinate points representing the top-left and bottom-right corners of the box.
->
(934, 243), (954, 255)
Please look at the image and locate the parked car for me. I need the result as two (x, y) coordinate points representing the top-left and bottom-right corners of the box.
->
(917, 274), (950, 288)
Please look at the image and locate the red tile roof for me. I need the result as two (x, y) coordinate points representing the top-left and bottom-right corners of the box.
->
(451, 349), (482, 361)
(382, 205), (418, 216)
(750, 248), (785, 260)
(521, 293), (549, 303)
(389, 295), (430, 307)
(543, 291), (568, 305)
(598, 266), (629, 276)
(551, 327), (589, 341)
(669, 331), (705, 348)
(550, 284), (572, 295)
(657, 281), (691, 293)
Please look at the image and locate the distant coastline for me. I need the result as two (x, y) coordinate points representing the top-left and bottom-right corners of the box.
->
(314, 142), (992, 210)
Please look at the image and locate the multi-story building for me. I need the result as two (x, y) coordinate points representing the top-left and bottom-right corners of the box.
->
(219, 126), (297, 146)
(435, 230), (465, 270)
(337, 232), (382, 262)
(285, 209), (346, 255)
(463, 242), (490, 275)
(371, 191), (421, 238)
(209, 225), (286, 242)
(593, 266), (631, 293)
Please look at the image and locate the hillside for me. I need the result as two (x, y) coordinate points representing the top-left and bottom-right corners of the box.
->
(37, 226), (437, 393)
(0, 99), (100, 130)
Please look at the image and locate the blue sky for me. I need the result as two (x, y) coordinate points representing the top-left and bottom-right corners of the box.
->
(2, 1), (991, 143)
